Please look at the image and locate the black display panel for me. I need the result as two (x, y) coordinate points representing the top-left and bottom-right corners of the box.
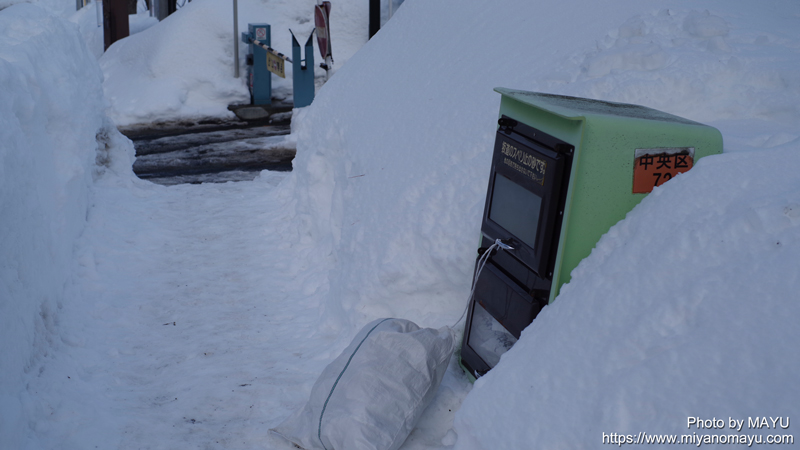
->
(480, 118), (572, 279)
(489, 174), (542, 250)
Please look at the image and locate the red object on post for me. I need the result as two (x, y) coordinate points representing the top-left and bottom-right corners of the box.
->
(314, 2), (332, 61)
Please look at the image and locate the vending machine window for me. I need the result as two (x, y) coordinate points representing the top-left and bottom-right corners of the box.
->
(460, 117), (573, 378)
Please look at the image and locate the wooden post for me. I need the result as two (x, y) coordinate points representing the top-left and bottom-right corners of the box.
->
(369, 0), (379, 38)
(103, 0), (130, 50)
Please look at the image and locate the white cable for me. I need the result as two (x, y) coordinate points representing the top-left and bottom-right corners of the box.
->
(451, 239), (511, 328)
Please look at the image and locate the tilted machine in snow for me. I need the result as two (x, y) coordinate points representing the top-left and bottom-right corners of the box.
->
(459, 89), (723, 379)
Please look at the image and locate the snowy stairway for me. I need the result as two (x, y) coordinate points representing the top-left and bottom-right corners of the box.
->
(125, 122), (295, 185)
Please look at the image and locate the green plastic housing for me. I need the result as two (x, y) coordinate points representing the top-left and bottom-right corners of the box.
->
(493, 88), (723, 303)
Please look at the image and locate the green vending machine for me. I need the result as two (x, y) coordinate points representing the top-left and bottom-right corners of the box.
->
(460, 89), (723, 379)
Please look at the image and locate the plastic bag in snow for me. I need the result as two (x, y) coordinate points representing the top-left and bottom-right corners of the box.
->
(270, 318), (455, 450)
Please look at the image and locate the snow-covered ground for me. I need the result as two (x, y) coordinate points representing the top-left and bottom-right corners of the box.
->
(90, 0), (371, 126)
(2, 0), (800, 449)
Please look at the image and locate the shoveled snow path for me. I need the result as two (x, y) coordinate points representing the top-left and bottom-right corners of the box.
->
(26, 172), (346, 450)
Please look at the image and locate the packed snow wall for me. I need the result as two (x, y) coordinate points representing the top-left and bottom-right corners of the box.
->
(285, 0), (800, 331)
(283, 0), (800, 445)
(452, 148), (800, 449)
(0, 5), (110, 446)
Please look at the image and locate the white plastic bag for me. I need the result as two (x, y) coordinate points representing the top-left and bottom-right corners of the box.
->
(270, 318), (455, 450)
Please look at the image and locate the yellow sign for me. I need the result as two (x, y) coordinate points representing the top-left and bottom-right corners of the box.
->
(266, 52), (285, 78)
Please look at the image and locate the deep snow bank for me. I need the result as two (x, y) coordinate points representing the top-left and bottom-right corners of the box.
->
(0, 0), (74, 17)
(0, 5), (132, 447)
(454, 148), (800, 449)
(282, 0), (800, 446)
(70, 4), (158, 60)
(100, 0), (369, 126)
(286, 0), (800, 329)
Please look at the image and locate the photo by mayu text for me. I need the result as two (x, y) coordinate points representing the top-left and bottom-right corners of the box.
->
(602, 417), (793, 446)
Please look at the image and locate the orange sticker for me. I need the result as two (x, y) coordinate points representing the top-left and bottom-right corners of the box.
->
(633, 149), (694, 194)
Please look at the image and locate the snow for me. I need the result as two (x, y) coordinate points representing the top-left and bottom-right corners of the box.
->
(0, 0), (73, 17)
(69, 5), (158, 60)
(23, 172), (321, 449)
(454, 147), (800, 449)
(286, 0), (800, 330)
(1, 0), (799, 449)
(279, 0), (800, 447)
(0, 3), (129, 446)
(95, 0), (371, 126)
